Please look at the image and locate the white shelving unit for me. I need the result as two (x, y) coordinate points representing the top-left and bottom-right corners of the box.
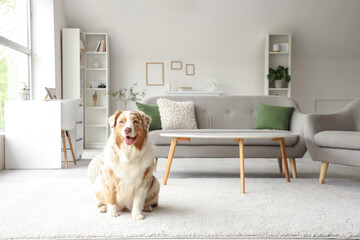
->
(264, 33), (291, 97)
(84, 32), (109, 149)
(62, 28), (109, 150)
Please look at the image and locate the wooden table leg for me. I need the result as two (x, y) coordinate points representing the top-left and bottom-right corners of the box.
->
(163, 137), (178, 185)
(236, 138), (245, 194)
(277, 158), (283, 173)
(66, 130), (77, 165)
(279, 138), (290, 182)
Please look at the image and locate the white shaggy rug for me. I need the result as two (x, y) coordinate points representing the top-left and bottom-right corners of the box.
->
(0, 158), (360, 239)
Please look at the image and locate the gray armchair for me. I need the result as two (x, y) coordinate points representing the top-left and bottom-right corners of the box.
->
(304, 98), (360, 184)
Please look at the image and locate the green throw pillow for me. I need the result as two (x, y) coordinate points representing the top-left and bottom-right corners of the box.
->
(254, 104), (294, 130)
(135, 102), (162, 131)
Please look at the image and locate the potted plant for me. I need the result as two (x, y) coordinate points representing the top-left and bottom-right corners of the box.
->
(18, 83), (30, 100)
(267, 66), (291, 88)
(108, 83), (146, 110)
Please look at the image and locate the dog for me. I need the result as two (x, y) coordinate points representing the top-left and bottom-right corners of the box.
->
(93, 110), (160, 220)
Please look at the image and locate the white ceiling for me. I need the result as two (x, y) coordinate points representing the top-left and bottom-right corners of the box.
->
(63, 0), (360, 61)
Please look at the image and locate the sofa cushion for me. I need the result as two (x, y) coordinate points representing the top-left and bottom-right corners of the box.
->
(254, 104), (294, 130)
(157, 98), (198, 130)
(135, 102), (162, 131)
(314, 131), (360, 150)
(150, 129), (298, 146)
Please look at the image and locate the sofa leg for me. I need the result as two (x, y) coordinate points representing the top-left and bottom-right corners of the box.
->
(289, 158), (297, 178)
(277, 158), (283, 173)
(153, 157), (158, 172)
(319, 162), (329, 184)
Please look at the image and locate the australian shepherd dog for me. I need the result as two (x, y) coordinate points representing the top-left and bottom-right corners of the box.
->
(94, 110), (159, 220)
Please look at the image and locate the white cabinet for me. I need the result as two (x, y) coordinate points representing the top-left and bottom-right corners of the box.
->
(61, 103), (83, 161)
(264, 33), (292, 97)
(62, 29), (109, 149)
(5, 100), (81, 169)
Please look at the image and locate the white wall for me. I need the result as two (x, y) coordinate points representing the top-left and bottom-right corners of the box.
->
(54, 0), (67, 96)
(62, 0), (360, 113)
(31, 0), (56, 99)
(32, 0), (66, 99)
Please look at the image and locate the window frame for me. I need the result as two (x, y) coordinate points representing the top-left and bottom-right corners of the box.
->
(0, 0), (32, 99)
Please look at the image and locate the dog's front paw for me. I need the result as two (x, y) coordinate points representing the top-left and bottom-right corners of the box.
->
(143, 205), (153, 212)
(132, 214), (145, 221)
(99, 205), (107, 213)
(109, 210), (120, 218)
(107, 204), (119, 218)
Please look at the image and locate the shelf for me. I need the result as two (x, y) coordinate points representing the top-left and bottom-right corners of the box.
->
(269, 51), (289, 54)
(86, 125), (107, 128)
(269, 88), (289, 90)
(86, 107), (107, 109)
(85, 68), (106, 71)
(86, 88), (106, 91)
(85, 51), (106, 55)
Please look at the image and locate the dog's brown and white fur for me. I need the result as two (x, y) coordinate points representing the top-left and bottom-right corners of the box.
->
(94, 110), (159, 220)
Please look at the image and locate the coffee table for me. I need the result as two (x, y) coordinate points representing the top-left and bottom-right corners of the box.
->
(160, 131), (299, 194)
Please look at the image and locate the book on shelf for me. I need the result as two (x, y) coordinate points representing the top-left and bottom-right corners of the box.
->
(99, 40), (104, 52)
(94, 40), (106, 52)
(94, 41), (101, 52)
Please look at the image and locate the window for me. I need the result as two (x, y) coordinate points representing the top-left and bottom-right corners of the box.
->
(0, 0), (31, 129)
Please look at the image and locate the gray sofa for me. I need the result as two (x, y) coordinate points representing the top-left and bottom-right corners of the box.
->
(304, 98), (360, 184)
(143, 95), (307, 176)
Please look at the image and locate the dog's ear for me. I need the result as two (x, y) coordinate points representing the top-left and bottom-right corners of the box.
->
(108, 110), (123, 129)
(139, 111), (152, 131)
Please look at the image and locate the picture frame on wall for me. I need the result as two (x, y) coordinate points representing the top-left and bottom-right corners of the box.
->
(186, 64), (195, 76)
(171, 61), (182, 70)
(146, 62), (164, 86)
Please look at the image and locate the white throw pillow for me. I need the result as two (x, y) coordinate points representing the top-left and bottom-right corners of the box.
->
(157, 98), (198, 130)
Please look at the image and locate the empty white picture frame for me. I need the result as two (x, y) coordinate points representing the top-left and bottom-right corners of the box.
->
(146, 62), (164, 86)
(171, 61), (182, 70)
(186, 64), (195, 76)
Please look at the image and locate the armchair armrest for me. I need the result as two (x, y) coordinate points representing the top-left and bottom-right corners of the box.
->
(304, 109), (354, 161)
(287, 107), (307, 157)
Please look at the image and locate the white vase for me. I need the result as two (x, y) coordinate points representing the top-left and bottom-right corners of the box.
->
(274, 80), (286, 88)
(18, 90), (29, 100)
(116, 100), (127, 110)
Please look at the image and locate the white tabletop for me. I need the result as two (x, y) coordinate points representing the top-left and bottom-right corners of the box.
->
(160, 132), (299, 139)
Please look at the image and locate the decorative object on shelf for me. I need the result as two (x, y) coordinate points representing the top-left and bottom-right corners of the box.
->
(178, 87), (192, 91)
(171, 61), (182, 70)
(44, 87), (59, 99)
(92, 61), (99, 68)
(92, 91), (98, 107)
(108, 82), (146, 110)
(267, 66), (291, 88)
(18, 83), (30, 100)
(186, 64), (195, 76)
(278, 43), (289, 52)
(80, 39), (87, 51)
(166, 82), (171, 91)
(146, 62), (164, 86)
(273, 44), (280, 52)
(90, 81), (101, 88)
(206, 78), (220, 92)
(98, 83), (106, 88)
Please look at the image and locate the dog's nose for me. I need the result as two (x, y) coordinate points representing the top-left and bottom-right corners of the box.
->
(125, 127), (132, 134)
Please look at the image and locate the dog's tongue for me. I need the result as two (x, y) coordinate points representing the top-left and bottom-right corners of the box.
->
(125, 136), (134, 145)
